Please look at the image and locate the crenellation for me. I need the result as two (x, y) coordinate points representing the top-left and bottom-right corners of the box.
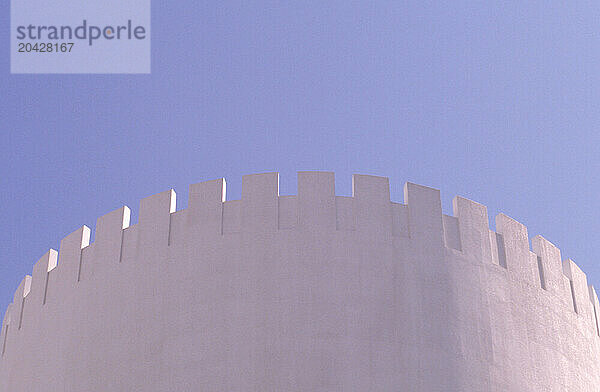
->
(297, 171), (335, 231)
(241, 172), (279, 233)
(403, 182), (443, 247)
(352, 174), (390, 202)
(57, 226), (91, 286)
(442, 214), (461, 251)
(0, 304), (11, 357)
(489, 230), (504, 267)
(137, 189), (176, 252)
(77, 239), (95, 283)
(589, 285), (600, 337)
(352, 174), (392, 237)
(187, 178), (225, 236)
(2, 173), (598, 338)
(11, 276), (31, 332)
(495, 214), (538, 285)
(536, 255), (546, 290)
(1, 172), (599, 391)
(562, 259), (578, 313)
(563, 259), (595, 327)
(29, 250), (57, 306)
(189, 178), (226, 204)
(94, 206), (130, 267)
(452, 196), (491, 263)
(1, 304), (10, 336)
(531, 236), (570, 305)
(530, 251), (544, 289)
(119, 224), (139, 264)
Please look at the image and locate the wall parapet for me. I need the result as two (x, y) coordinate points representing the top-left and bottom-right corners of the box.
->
(1, 172), (599, 391)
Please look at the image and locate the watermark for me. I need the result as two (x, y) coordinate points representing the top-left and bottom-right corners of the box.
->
(11, 0), (150, 73)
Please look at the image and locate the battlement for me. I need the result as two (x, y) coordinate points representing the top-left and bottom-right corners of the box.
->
(1, 172), (599, 391)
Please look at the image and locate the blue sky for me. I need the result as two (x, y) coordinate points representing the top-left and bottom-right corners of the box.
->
(2, 1), (600, 314)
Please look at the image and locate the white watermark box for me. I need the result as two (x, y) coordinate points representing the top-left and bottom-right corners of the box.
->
(11, 0), (151, 73)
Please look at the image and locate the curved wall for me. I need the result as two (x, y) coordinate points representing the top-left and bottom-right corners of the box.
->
(1, 172), (599, 391)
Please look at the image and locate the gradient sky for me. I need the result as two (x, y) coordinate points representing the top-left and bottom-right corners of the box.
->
(2, 1), (600, 315)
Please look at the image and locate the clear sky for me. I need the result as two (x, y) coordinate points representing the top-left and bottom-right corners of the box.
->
(2, 2), (600, 315)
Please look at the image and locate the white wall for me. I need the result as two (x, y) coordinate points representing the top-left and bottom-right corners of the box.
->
(1, 172), (599, 391)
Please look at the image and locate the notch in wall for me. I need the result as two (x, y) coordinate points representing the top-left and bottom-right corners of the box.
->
(495, 233), (507, 268)
(15, 276), (32, 331)
(589, 285), (600, 337)
(1, 324), (7, 357)
(570, 280), (578, 314)
(0, 304), (11, 357)
(31, 249), (58, 307)
(594, 301), (600, 335)
(537, 256), (547, 290)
